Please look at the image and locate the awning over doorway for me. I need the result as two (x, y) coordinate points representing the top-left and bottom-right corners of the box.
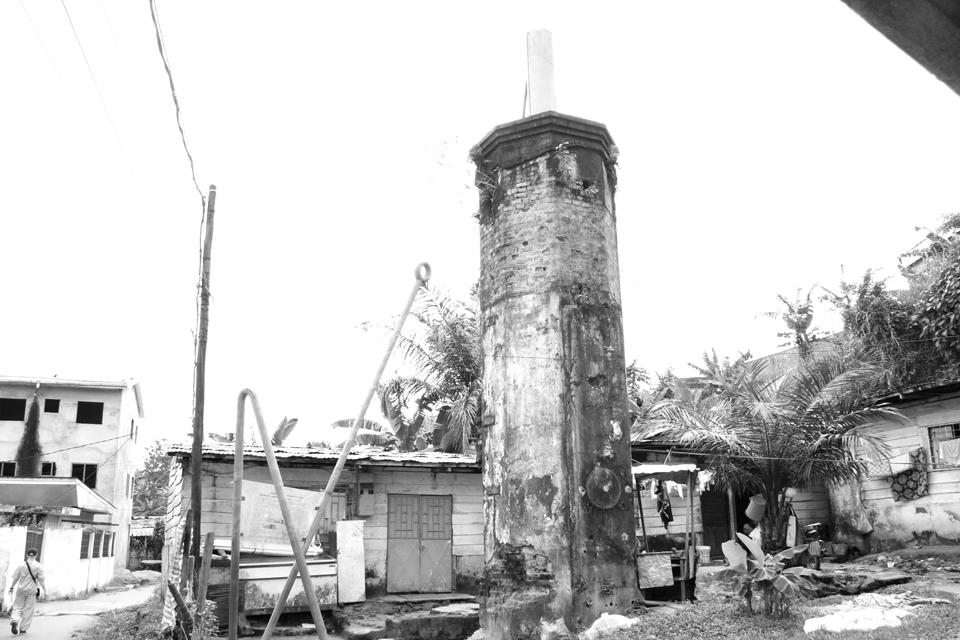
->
(0, 477), (116, 515)
(632, 463), (698, 483)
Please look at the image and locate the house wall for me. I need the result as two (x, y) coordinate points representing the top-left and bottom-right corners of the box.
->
(0, 382), (141, 571)
(631, 450), (831, 547)
(830, 393), (960, 551)
(792, 484), (831, 530)
(0, 524), (114, 601)
(168, 458), (484, 599)
(42, 526), (113, 597)
(636, 487), (703, 540)
(0, 526), (27, 607)
(363, 467), (484, 594)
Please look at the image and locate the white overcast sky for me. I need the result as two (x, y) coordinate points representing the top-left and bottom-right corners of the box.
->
(2, 1), (959, 447)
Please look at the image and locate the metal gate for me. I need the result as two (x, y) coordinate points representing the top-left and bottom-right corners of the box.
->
(25, 528), (44, 560)
(386, 494), (452, 593)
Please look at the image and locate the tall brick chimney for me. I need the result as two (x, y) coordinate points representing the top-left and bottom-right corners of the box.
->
(472, 109), (638, 638)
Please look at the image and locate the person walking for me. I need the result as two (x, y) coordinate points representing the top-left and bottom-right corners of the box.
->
(7, 549), (44, 635)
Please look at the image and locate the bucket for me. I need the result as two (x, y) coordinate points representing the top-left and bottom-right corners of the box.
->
(696, 545), (711, 563)
(745, 494), (767, 521)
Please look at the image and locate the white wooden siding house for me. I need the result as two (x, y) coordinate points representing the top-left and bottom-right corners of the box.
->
(631, 445), (831, 557)
(832, 380), (960, 551)
(161, 442), (482, 618)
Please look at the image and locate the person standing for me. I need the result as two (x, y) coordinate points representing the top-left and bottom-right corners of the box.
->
(7, 549), (44, 635)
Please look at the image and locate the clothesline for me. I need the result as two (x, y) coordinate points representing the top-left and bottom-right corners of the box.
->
(631, 441), (960, 467)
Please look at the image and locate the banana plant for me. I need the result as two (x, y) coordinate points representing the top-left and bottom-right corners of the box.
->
(725, 533), (817, 617)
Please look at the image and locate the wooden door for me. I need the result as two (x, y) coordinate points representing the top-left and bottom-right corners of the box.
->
(387, 494), (452, 593)
(700, 489), (730, 558)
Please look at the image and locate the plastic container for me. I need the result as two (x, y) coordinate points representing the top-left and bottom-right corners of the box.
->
(696, 545), (711, 563)
(745, 494), (767, 521)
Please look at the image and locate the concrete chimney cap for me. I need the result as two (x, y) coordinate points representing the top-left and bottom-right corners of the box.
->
(472, 111), (617, 170)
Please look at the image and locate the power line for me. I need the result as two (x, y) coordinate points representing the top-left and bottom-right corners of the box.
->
(146, 0), (211, 425)
(19, 0), (62, 81)
(1, 439), (134, 522)
(14, 433), (133, 462)
(147, 0), (205, 211)
(59, 0), (122, 142)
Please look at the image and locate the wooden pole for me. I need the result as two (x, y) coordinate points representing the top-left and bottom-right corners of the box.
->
(191, 185), (217, 582)
(727, 486), (738, 542)
(180, 509), (193, 592)
(637, 478), (649, 553)
(688, 473), (695, 572)
(195, 531), (215, 631)
(167, 581), (194, 637)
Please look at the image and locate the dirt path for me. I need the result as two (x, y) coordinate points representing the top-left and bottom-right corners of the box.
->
(3, 581), (158, 639)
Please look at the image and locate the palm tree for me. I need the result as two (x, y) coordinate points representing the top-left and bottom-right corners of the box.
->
(307, 419), (396, 448)
(634, 346), (900, 550)
(378, 286), (482, 453)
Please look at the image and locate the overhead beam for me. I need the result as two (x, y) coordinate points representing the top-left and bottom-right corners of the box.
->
(840, 0), (960, 96)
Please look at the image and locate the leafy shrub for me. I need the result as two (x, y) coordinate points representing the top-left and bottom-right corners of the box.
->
(725, 534), (816, 618)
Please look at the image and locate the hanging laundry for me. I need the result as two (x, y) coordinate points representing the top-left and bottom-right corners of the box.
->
(887, 451), (913, 470)
(697, 470), (714, 492)
(665, 480), (684, 499)
(939, 438), (960, 467)
(656, 480), (673, 529)
(889, 448), (929, 502)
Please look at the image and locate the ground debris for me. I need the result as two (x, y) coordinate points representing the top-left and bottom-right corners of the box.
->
(867, 553), (960, 576)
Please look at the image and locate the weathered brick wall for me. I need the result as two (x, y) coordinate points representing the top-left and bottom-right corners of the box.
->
(478, 150), (620, 310)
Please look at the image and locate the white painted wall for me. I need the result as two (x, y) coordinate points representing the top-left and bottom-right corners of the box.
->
(0, 381), (142, 570)
(0, 526), (27, 609)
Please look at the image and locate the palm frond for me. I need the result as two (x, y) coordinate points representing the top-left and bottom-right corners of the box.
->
(438, 381), (481, 453)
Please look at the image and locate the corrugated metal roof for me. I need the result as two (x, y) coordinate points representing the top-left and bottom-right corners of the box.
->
(166, 441), (479, 469)
(0, 376), (131, 390)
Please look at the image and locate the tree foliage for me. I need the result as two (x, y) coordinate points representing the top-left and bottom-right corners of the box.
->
(378, 286), (482, 453)
(766, 290), (821, 360)
(822, 272), (936, 388)
(635, 346), (899, 550)
(133, 440), (171, 517)
(825, 213), (960, 388)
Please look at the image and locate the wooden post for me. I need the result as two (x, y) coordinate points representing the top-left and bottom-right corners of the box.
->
(180, 509), (193, 592)
(638, 479), (649, 553)
(195, 531), (215, 631)
(727, 486), (738, 542)
(168, 581), (194, 637)
(191, 185), (217, 577)
(688, 473), (696, 574)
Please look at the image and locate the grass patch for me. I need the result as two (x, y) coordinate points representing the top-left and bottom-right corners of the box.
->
(75, 593), (165, 640)
(74, 591), (221, 640)
(609, 590), (960, 640)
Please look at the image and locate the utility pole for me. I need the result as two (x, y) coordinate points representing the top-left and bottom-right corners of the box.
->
(191, 184), (217, 584)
